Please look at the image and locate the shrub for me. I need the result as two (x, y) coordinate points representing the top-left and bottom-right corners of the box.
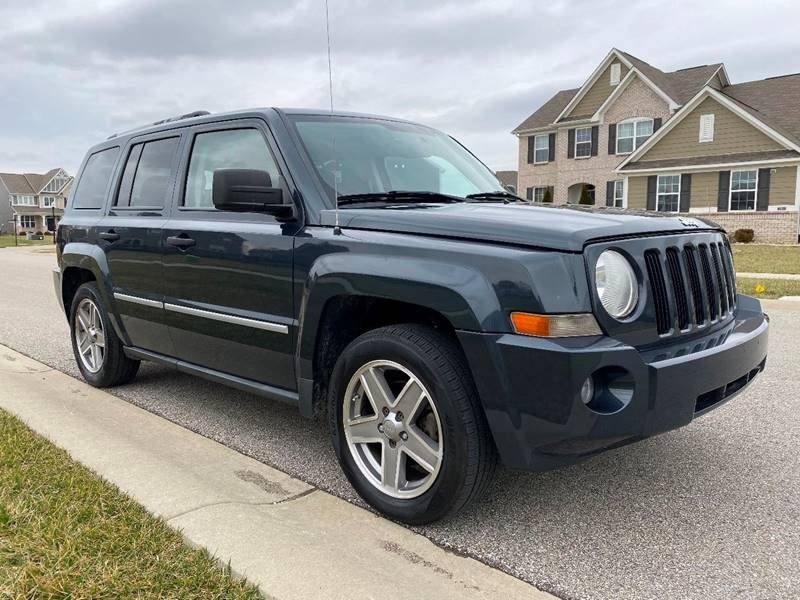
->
(733, 228), (755, 243)
(34, 231), (43, 236)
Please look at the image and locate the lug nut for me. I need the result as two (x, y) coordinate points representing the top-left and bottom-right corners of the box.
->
(377, 423), (384, 432)
(389, 440), (396, 448)
(382, 407), (390, 416)
(396, 412), (404, 421)
(400, 431), (408, 441)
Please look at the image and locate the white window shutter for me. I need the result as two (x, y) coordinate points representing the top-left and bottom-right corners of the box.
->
(699, 114), (715, 143)
(610, 63), (621, 85)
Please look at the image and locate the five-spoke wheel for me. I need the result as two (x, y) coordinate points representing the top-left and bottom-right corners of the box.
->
(74, 297), (106, 373)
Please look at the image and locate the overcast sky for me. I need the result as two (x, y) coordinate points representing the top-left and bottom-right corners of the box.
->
(2, 0), (799, 176)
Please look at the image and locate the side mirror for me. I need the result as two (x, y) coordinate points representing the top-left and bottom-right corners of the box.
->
(212, 169), (295, 220)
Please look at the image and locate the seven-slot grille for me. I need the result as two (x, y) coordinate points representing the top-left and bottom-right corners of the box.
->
(644, 240), (736, 335)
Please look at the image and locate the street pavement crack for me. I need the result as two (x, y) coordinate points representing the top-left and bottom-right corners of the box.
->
(164, 488), (318, 522)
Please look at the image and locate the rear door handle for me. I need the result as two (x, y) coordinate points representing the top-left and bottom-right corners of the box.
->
(99, 230), (120, 241)
(166, 235), (196, 249)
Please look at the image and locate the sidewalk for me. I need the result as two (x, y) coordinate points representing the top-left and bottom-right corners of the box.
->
(737, 271), (800, 280)
(0, 345), (552, 600)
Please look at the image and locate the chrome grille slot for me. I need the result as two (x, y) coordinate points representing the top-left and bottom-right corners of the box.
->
(683, 245), (705, 324)
(710, 243), (728, 315)
(698, 244), (719, 322)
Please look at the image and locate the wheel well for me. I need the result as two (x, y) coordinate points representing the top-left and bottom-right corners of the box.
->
(62, 267), (96, 315)
(311, 296), (458, 417)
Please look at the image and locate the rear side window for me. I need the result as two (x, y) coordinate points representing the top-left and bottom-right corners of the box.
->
(183, 129), (281, 208)
(116, 137), (179, 208)
(72, 147), (120, 209)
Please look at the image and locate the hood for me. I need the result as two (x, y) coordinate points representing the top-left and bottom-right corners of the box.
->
(320, 203), (720, 252)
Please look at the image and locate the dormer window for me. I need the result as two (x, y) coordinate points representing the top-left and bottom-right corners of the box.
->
(616, 118), (654, 154)
(610, 63), (621, 86)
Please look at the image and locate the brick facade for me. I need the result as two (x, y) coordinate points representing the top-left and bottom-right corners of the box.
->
(518, 77), (671, 204)
(697, 211), (799, 244)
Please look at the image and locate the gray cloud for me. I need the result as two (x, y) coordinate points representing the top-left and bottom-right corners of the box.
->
(1, 0), (799, 174)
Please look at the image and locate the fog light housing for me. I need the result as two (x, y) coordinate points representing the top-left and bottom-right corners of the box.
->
(580, 376), (595, 405)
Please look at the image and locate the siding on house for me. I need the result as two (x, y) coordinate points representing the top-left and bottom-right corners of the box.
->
(641, 97), (784, 162)
(627, 176), (647, 209)
(770, 166), (797, 205)
(566, 61), (629, 119)
(0, 185), (10, 234)
(689, 171), (719, 210)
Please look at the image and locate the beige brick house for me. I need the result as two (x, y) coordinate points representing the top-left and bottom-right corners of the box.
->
(0, 169), (73, 235)
(513, 49), (800, 243)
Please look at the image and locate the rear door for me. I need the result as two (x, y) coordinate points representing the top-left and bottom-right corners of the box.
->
(100, 132), (182, 355)
(162, 120), (299, 390)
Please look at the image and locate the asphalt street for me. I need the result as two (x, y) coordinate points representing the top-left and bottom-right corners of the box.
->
(1, 245), (798, 600)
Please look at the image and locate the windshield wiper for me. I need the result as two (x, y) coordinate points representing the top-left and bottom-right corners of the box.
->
(336, 191), (466, 206)
(465, 191), (522, 203)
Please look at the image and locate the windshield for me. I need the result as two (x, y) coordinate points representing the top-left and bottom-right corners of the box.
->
(289, 115), (505, 202)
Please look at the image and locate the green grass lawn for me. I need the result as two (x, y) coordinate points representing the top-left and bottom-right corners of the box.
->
(737, 277), (800, 299)
(731, 244), (800, 274)
(0, 234), (55, 248)
(0, 409), (262, 599)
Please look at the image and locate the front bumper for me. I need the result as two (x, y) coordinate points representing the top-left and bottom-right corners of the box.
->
(457, 295), (769, 471)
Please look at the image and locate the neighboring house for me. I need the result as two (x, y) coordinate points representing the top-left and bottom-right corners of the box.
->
(0, 169), (73, 235)
(513, 49), (800, 243)
(495, 170), (518, 192)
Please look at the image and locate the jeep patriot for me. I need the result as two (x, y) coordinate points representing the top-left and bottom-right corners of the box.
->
(54, 108), (769, 523)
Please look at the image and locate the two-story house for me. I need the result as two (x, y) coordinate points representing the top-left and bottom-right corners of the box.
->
(0, 168), (73, 235)
(514, 49), (800, 243)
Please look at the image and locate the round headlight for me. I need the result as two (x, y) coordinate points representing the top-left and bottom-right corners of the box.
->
(595, 250), (638, 319)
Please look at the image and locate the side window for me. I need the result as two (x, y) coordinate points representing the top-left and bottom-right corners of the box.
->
(183, 129), (281, 208)
(72, 147), (120, 209)
(116, 137), (179, 208)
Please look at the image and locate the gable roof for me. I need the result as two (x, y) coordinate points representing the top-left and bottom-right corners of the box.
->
(721, 74), (800, 146)
(0, 168), (68, 195)
(616, 85), (800, 172)
(513, 49), (726, 134)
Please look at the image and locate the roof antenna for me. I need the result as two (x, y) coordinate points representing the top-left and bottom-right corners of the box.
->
(324, 0), (342, 235)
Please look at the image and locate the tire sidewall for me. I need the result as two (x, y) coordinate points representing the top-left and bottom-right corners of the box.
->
(69, 283), (115, 386)
(329, 329), (473, 524)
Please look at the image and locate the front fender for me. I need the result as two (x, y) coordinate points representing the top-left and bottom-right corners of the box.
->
(296, 252), (502, 381)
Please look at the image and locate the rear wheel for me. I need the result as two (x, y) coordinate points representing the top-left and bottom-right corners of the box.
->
(70, 283), (140, 387)
(329, 324), (496, 524)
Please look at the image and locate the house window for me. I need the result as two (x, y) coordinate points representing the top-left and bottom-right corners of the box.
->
(19, 215), (36, 228)
(730, 170), (758, 211)
(533, 135), (549, 164)
(575, 127), (592, 158)
(613, 180), (625, 208)
(656, 175), (680, 212)
(41, 196), (56, 208)
(12, 195), (36, 206)
(616, 118), (654, 154)
(44, 173), (70, 193)
(699, 114), (715, 143)
(610, 63), (621, 86)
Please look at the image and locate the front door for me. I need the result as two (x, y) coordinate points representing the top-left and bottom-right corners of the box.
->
(100, 132), (182, 356)
(162, 122), (298, 391)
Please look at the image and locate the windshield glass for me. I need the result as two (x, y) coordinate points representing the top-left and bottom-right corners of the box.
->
(289, 115), (505, 202)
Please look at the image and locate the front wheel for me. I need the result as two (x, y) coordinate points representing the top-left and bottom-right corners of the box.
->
(329, 324), (496, 524)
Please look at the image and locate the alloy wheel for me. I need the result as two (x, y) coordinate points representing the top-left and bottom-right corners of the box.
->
(74, 298), (106, 373)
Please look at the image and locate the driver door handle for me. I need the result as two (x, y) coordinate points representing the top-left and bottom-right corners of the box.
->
(166, 235), (196, 249)
(99, 230), (120, 241)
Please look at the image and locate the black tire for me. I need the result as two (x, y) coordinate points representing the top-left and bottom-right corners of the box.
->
(69, 282), (140, 387)
(329, 324), (497, 524)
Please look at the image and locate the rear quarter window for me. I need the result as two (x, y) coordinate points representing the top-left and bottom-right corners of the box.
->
(72, 147), (120, 209)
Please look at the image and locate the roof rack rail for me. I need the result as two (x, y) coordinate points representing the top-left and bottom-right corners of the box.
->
(107, 110), (211, 139)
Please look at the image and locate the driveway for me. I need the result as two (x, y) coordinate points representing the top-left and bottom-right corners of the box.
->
(2, 245), (798, 600)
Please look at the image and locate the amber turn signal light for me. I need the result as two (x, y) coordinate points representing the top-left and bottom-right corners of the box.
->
(510, 312), (602, 338)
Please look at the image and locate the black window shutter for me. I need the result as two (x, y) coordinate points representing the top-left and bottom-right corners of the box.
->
(591, 126), (599, 156)
(567, 129), (575, 158)
(527, 136), (535, 164)
(717, 171), (730, 212)
(548, 133), (556, 162)
(647, 176), (657, 210)
(607, 124), (616, 154)
(526, 187), (533, 201)
(653, 117), (663, 132)
(757, 168), (771, 211)
(679, 174), (691, 212)
(606, 181), (615, 207)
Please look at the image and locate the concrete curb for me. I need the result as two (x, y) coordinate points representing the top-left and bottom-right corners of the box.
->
(737, 272), (800, 280)
(0, 345), (555, 600)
